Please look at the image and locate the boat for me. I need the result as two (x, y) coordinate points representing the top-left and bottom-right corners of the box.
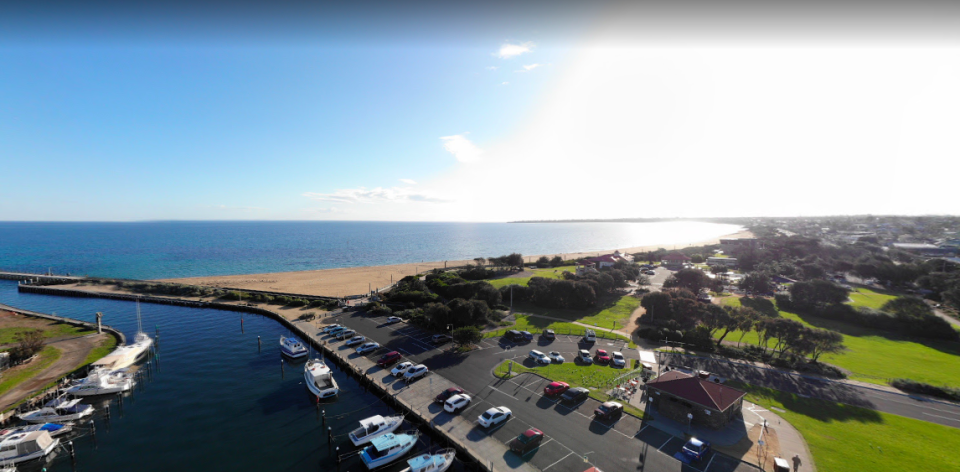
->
(0, 431), (59, 464)
(66, 368), (135, 396)
(303, 358), (339, 399)
(348, 414), (403, 446)
(91, 301), (154, 370)
(400, 448), (456, 472)
(0, 423), (72, 439)
(359, 430), (419, 470)
(280, 336), (308, 359)
(19, 398), (94, 423)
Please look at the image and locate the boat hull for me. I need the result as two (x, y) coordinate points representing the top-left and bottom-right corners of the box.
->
(349, 416), (402, 447)
(360, 435), (417, 470)
(0, 437), (59, 464)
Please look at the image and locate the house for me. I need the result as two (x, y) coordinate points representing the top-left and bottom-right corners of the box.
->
(582, 254), (623, 269)
(719, 238), (762, 254)
(661, 252), (691, 269)
(706, 257), (738, 268)
(575, 261), (598, 276)
(646, 370), (747, 429)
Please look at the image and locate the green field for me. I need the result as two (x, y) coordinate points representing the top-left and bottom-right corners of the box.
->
(0, 346), (61, 397)
(846, 288), (897, 309)
(484, 266), (577, 288)
(82, 334), (119, 367)
(733, 381), (960, 472)
(484, 314), (634, 345)
(0, 324), (96, 345)
(511, 294), (639, 330)
(718, 297), (960, 387)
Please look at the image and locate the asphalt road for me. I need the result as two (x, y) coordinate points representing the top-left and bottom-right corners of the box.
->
(321, 310), (757, 472)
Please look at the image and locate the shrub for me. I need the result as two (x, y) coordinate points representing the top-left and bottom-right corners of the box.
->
(890, 379), (960, 402)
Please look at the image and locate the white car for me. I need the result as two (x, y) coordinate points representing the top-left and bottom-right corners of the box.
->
(528, 350), (550, 365)
(584, 330), (596, 343)
(336, 329), (356, 340)
(578, 349), (593, 364)
(356, 342), (380, 354)
(386, 316), (402, 324)
(548, 351), (565, 363)
(321, 324), (342, 334)
(403, 364), (429, 382)
(392, 361), (414, 377)
(611, 352), (626, 367)
(443, 393), (471, 413)
(477, 406), (512, 428)
(345, 335), (366, 346)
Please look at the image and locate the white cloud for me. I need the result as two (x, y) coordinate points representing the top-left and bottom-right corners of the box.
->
(501, 82), (509, 85)
(302, 186), (450, 204)
(439, 134), (483, 163)
(486, 66), (498, 71)
(521, 63), (542, 71)
(497, 41), (535, 59)
(399, 178), (417, 185)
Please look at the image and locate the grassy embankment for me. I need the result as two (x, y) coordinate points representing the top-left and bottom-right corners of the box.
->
(733, 381), (960, 472)
(0, 324), (96, 344)
(82, 334), (120, 366)
(494, 359), (648, 419)
(0, 346), (62, 397)
(485, 266), (577, 289)
(718, 291), (960, 387)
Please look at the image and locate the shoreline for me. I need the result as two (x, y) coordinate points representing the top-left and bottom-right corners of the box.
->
(157, 229), (753, 297)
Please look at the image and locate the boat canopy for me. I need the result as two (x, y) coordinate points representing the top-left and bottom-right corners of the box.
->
(407, 454), (444, 470)
(370, 433), (401, 451)
(7, 431), (54, 455)
(360, 415), (385, 430)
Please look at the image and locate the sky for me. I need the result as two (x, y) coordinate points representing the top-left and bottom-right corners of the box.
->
(2, 0), (960, 222)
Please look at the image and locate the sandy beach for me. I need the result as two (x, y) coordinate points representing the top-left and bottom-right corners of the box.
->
(158, 229), (754, 297)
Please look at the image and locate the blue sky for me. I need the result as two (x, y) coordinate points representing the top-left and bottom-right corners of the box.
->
(3, 1), (960, 221)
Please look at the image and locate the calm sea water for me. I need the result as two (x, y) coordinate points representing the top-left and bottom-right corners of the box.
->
(0, 221), (741, 279)
(0, 280), (441, 472)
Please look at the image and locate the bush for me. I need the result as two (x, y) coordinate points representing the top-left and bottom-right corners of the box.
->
(890, 379), (960, 402)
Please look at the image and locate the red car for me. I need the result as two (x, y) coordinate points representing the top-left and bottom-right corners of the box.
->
(510, 428), (544, 455)
(594, 349), (611, 364)
(376, 351), (402, 367)
(543, 381), (570, 396)
(435, 387), (465, 403)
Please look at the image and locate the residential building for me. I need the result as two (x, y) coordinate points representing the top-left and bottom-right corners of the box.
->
(646, 370), (746, 429)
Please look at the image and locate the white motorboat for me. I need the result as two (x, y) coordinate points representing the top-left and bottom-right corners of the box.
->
(19, 398), (94, 423)
(281, 336), (308, 359)
(91, 302), (154, 370)
(400, 448), (456, 472)
(359, 430), (419, 470)
(303, 358), (339, 399)
(66, 369), (135, 396)
(0, 423), (71, 439)
(0, 431), (58, 464)
(348, 414), (403, 446)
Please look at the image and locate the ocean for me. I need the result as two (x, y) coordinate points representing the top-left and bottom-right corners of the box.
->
(0, 221), (742, 279)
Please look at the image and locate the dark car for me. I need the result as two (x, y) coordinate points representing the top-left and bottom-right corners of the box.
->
(542, 329), (555, 340)
(594, 401), (623, 420)
(519, 331), (533, 342)
(504, 330), (522, 342)
(543, 381), (570, 396)
(509, 428), (544, 455)
(560, 387), (590, 403)
(431, 334), (453, 345)
(376, 351), (402, 367)
(681, 438), (711, 461)
(435, 386), (465, 403)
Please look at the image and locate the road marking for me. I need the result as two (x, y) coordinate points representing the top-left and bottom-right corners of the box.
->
(703, 453), (716, 472)
(543, 452), (575, 471)
(658, 437), (674, 450)
(923, 412), (960, 422)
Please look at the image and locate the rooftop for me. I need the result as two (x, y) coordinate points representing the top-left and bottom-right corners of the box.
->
(647, 371), (746, 412)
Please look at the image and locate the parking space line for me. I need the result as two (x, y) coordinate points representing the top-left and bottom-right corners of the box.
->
(658, 437), (674, 450)
(703, 453), (716, 472)
(542, 452), (575, 471)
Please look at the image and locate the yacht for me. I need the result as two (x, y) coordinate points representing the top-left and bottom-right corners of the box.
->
(348, 414), (403, 446)
(66, 369), (135, 396)
(280, 336), (308, 359)
(19, 398), (94, 423)
(359, 431), (419, 470)
(91, 301), (154, 370)
(0, 431), (59, 464)
(303, 358), (339, 399)
(400, 449), (456, 472)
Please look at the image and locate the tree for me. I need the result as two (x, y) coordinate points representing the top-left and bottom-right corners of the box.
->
(881, 296), (932, 321)
(11, 329), (44, 363)
(663, 268), (711, 294)
(536, 256), (551, 268)
(766, 318), (805, 357)
(803, 328), (845, 362)
(701, 305), (736, 346)
(640, 292), (673, 325)
(789, 280), (849, 310)
(733, 307), (761, 347)
(550, 256), (563, 267)
(690, 254), (705, 263)
(452, 326), (482, 346)
(740, 272), (773, 294)
(424, 303), (452, 329)
(448, 298), (490, 327)
(473, 257), (486, 267)
(505, 253), (524, 267)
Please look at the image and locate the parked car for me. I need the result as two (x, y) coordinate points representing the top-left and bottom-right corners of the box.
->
(644, 270), (656, 276)
(594, 401), (623, 420)
(391, 361), (414, 377)
(681, 438), (711, 461)
(321, 324), (342, 334)
(432, 334), (453, 345)
(584, 330), (596, 343)
(543, 381), (570, 396)
(327, 326), (347, 336)
(528, 350), (550, 365)
(403, 364), (429, 382)
(356, 342), (380, 354)
(519, 331), (533, 341)
(435, 387), (465, 403)
(443, 393), (471, 413)
(548, 351), (565, 363)
(477, 406), (512, 428)
(578, 349), (593, 364)
(336, 329), (357, 340)
(377, 351), (402, 367)
(504, 330), (522, 342)
(385, 316), (402, 324)
(594, 349), (611, 364)
(560, 387), (590, 403)
(542, 329), (555, 340)
(345, 335), (366, 346)
(611, 352), (625, 367)
(510, 428), (544, 455)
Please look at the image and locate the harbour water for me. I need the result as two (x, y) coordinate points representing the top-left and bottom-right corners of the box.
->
(0, 221), (742, 279)
(0, 280), (442, 472)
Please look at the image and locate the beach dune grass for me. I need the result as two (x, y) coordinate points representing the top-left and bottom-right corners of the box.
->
(732, 381), (960, 472)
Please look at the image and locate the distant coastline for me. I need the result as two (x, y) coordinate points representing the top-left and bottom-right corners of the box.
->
(509, 217), (752, 224)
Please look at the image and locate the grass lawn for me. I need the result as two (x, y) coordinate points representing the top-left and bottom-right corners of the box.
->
(82, 334), (119, 367)
(846, 288), (897, 310)
(485, 265), (577, 289)
(511, 295), (639, 330)
(0, 346), (61, 397)
(0, 324), (96, 345)
(732, 381), (960, 472)
(717, 297), (960, 387)
(486, 314), (635, 345)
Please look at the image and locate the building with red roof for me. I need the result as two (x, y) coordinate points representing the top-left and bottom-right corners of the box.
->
(661, 252), (691, 269)
(646, 370), (746, 429)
